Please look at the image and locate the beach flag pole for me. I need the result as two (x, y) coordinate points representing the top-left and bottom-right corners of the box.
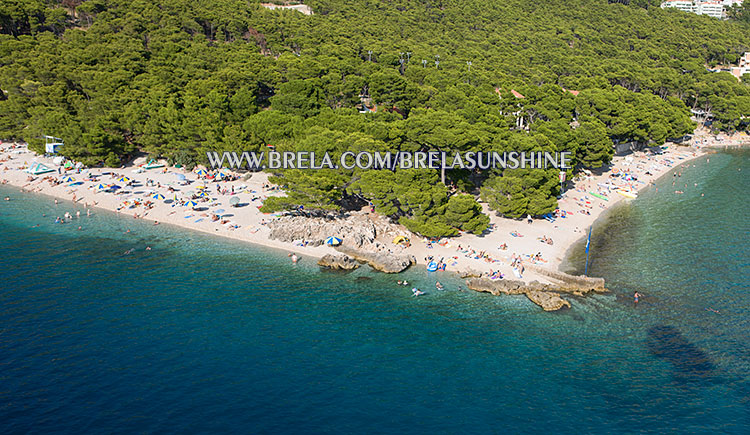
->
(584, 226), (592, 276)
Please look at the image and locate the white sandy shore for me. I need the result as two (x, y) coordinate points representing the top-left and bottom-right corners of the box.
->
(0, 139), (715, 283)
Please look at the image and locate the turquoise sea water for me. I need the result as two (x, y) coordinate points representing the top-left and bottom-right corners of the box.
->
(0, 150), (748, 433)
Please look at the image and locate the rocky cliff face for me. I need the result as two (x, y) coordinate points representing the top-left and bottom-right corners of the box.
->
(268, 213), (404, 249)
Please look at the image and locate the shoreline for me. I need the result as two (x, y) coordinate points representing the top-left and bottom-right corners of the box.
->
(0, 140), (722, 285)
(556, 146), (714, 275)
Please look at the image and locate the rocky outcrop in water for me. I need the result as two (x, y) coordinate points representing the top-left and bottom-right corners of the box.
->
(336, 246), (416, 273)
(525, 290), (571, 311)
(525, 264), (606, 294)
(317, 254), (359, 270)
(466, 278), (575, 311)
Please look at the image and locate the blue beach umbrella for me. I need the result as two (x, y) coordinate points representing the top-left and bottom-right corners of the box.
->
(195, 169), (207, 176)
(61, 176), (75, 182)
(152, 193), (165, 200)
(184, 200), (198, 208)
(119, 176), (131, 183)
(95, 183), (108, 190)
(325, 236), (342, 246)
(195, 191), (208, 197)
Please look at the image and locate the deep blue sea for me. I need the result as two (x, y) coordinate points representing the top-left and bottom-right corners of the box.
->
(1, 150), (748, 434)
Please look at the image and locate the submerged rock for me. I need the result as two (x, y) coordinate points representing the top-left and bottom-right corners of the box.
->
(318, 254), (359, 270)
(525, 290), (571, 311)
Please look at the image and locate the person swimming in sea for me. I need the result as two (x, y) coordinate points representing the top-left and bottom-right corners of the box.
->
(412, 288), (424, 297)
(435, 281), (444, 290)
(634, 291), (643, 303)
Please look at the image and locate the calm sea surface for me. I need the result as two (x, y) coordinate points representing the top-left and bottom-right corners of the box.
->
(0, 150), (748, 434)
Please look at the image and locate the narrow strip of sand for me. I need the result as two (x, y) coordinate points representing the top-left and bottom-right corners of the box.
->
(0, 140), (715, 282)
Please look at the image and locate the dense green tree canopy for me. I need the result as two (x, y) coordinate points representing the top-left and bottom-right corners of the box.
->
(1, 0), (749, 236)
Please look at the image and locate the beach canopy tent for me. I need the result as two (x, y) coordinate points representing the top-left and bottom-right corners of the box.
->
(63, 161), (73, 170)
(25, 162), (55, 175)
(144, 159), (164, 169)
(44, 136), (64, 154)
(393, 236), (409, 244)
(52, 156), (65, 166)
(325, 236), (342, 246)
(152, 193), (165, 200)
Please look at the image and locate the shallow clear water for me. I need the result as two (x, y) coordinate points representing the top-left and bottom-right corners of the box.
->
(0, 150), (748, 433)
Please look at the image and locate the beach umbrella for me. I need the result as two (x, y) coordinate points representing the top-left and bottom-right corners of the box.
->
(195, 185), (207, 190)
(173, 194), (179, 201)
(152, 193), (165, 200)
(95, 183), (108, 190)
(184, 200), (198, 208)
(195, 191), (208, 197)
(229, 196), (240, 207)
(325, 236), (342, 246)
(119, 176), (131, 183)
(61, 176), (75, 182)
(195, 169), (207, 176)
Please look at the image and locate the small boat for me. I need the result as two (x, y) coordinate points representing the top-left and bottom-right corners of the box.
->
(426, 261), (438, 272)
(617, 190), (637, 199)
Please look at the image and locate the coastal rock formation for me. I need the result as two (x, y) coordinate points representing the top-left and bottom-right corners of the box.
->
(525, 290), (571, 311)
(465, 278), (526, 295)
(459, 268), (483, 279)
(268, 214), (379, 248)
(524, 264), (606, 294)
(336, 246), (416, 273)
(466, 278), (573, 311)
(318, 254), (359, 270)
